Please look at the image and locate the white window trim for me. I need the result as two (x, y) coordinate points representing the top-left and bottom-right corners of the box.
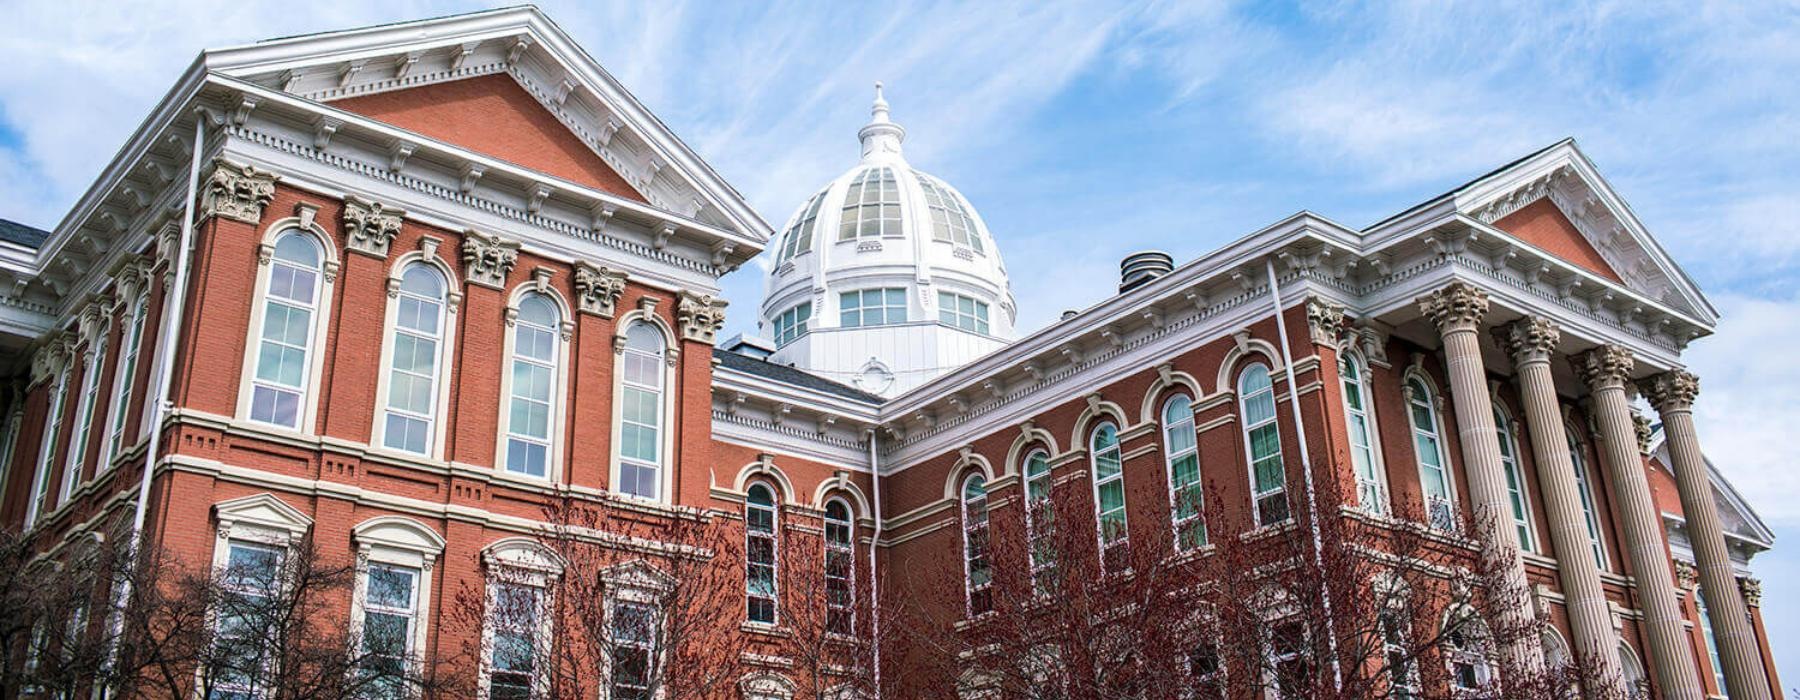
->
(349, 516), (446, 698)
(25, 366), (71, 528)
(1162, 394), (1206, 552)
(1402, 371), (1458, 531)
(1021, 449), (1055, 596)
(62, 317), (110, 503)
(371, 251), (461, 460)
(495, 282), (573, 481)
(210, 494), (316, 699)
(233, 217), (340, 435)
(821, 496), (856, 636)
(608, 305), (678, 504)
(102, 292), (151, 466)
(1088, 422), (1129, 572)
(959, 472), (991, 617)
(1261, 615), (1312, 700)
(1492, 402), (1538, 553)
(1238, 363), (1289, 529)
(1566, 426), (1610, 571)
(478, 538), (563, 700)
(1443, 610), (1497, 696)
(744, 482), (781, 627)
(1338, 351), (1391, 514)
(599, 561), (674, 700)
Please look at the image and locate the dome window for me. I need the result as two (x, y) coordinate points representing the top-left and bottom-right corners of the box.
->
(777, 190), (826, 263)
(837, 167), (903, 240)
(918, 175), (983, 253)
(938, 292), (991, 334)
(773, 302), (812, 346)
(840, 288), (908, 328)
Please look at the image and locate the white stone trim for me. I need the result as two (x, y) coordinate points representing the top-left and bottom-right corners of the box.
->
(494, 278), (574, 482)
(609, 304), (678, 504)
(371, 245), (461, 460)
(233, 208), (340, 435)
(349, 516), (445, 698)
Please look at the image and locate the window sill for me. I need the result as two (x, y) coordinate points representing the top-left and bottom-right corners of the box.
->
(740, 621), (791, 638)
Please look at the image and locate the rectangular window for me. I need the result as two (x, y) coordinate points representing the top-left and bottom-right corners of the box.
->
(1494, 408), (1535, 552)
(64, 325), (111, 502)
(1267, 620), (1311, 699)
(359, 564), (421, 697)
(936, 292), (990, 334)
(28, 370), (71, 525)
(505, 318), (557, 478)
(839, 288), (907, 328)
(618, 341), (664, 500)
(609, 601), (659, 700)
(1340, 357), (1384, 513)
(1568, 433), (1608, 570)
(487, 583), (543, 700)
(107, 295), (150, 462)
(772, 302), (811, 346)
(211, 541), (282, 700)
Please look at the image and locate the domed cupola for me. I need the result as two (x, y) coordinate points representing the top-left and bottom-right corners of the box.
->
(760, 84), (1016, 397)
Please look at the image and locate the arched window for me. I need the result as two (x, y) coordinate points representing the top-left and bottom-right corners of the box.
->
(961, 473), (992, 616)
(823, 499), (855, 636)
(1379, 609), (1420, 697)
(1697, 585), (1727, 694)
(745, 483), (779, 625)
(502, 293), (560, 478)
(1405, 376), (1454, 530)
(1023, 449), (1056, 595)
(1239, 364), (1289, 527)
(1090, 423), (1129, 572)
(617, 322), (667, 500)
(63, 318), (110, 502)
(1618, 643), (1648, 699)
(26, 367), (71, 526)
(1493, 404), (1536, 552)
(1540, 629), (1570, 672)
(105, 293), (150, 462)
(248, 231), (323, 430)
(1566, 428), (1607, 570)
(1444, 610), (1494, 692)
(1163, 395), (1206, 550)
(1340, 354), (1385, 513)
(380, 263), (448, 455)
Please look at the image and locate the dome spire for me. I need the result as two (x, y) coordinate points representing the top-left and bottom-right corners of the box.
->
(858, 81), (906, 163)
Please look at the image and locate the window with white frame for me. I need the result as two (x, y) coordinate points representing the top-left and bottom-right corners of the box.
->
(745, 483), (780, 625)
(503, 293), (560, 478)
(936, 292), (990, 334)
(486, 583), (544, 700)
(106, 293), (150, 462)
(1444, 611), (1494, 694)
(1697, 585), (1728, 695)
(1405, 376), (1455, 531)
(381, 264), (449, 455)
(1379, 609), (1420, 699)
(1339, 354), (1385, 513)
(1493, 404), (1536, 552)
(1090, 422), (1129, 573)
(211, 541), (284, 700)
(1566, 428), (1608, 570)
(839, 288), (907, 328)
(917, 175), (982, 252)
(1619, 643), (1649, 699)
(248, 231), (324, 430)
(837, 167), (901, 240)
(609, 600), (659, 700)
(63, 319), (110, 502)
(960, 473), (992, 616)
(1163, 395), (1206, 551)
(1266, 619), (1312, 699)
(617, 322), (666, 500)
(1023, 449), (1056, 596)
(823, 499), (855, 636)
(1185, 637), (1224, 699)
(777, 191), (825, 263)
(772, 303), (810, 347)
(26, 368), (70, 526)
(1239, 364), (1289, 527)
(358, 563), (422, 696)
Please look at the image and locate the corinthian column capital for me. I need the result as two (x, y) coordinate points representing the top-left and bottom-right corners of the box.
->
(1304, 297), (1347, 347)
(1416, 281), (1489, 334)
(201, 158), (279, 225)
(1493, 316), (1561, 364)
(676, 291), (728, 344)
(1640, 370), (1700, 413)
(1573, 344), (1635, 391)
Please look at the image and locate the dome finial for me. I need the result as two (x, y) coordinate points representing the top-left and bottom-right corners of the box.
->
(858, 81), (905, 162)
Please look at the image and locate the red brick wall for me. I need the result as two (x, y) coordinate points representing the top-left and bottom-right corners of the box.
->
(1493, 199), (1623, 283)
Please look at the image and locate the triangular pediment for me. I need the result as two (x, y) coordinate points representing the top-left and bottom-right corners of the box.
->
(331, 74), (645, 202)
(199, 6), (770, 242)
(1454, 141), (1716, 325)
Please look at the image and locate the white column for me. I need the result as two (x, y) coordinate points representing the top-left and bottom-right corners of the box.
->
(1494, 318), (1625, 693)
(1573, 345), (1700, 699)
(1416, 282), (1544, 678)
(1642, 370), (1772, 700)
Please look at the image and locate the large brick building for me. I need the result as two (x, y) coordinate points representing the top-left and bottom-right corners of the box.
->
(0, 7), (1780, 699)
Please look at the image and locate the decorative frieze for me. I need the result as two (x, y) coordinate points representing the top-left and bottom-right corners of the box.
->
(200, 159), (278, 225)
(677, 291), (728, 344)
(1493, 316), (1560, 364)
(112, 255), (151, 302)
(1640, 370), (1700, 413)
(1416, 281), (1489, 334)
(1573, 344), (1635, 391)
(342, 195), (406, 258)
(460, 229), (520, 289)
(1303, 297), (1345, 347)
(1739, 577), (1762, 607)
(573, 262), (628, 318)
(29, 333), (73, 386)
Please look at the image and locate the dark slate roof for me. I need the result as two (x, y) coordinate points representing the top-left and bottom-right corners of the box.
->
(0, 218), (49, 249)
(715, 350), (886, 405)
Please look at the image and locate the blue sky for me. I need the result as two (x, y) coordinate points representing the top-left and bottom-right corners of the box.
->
(2, 0), (1797, 683)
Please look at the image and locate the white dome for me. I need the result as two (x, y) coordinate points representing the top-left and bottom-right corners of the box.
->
(760, 84), (1016, 397)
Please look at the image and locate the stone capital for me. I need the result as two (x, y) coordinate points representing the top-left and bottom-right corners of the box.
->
(1640, 370), (1699, 413)
(1631, 409), (1653, 455)
(1739, 577), (1762, 607)
(460, 229), (520, 289)
(1673, 560), (1698, 591)
(1492, 316), (1560, 364)
(1573, 344), (1635, 391)
(200, 158), (278, 225)
(573, 262), (628, 318)
(1304, 297), (1347, 347)
(676, 291), (728, 344)
(1416, 281), (1489, 334)
(342, 195), (406, 259)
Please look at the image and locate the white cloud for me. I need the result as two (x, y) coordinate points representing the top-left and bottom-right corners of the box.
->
(1681, 293), (1800, 523)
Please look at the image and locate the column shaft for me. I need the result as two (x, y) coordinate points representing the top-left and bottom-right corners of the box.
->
(1577, 346), (1699, 699)
(1418, 283), (1544, 678)
(1499, 319), (1624, 692)
(1647, 369), (1772, 700)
